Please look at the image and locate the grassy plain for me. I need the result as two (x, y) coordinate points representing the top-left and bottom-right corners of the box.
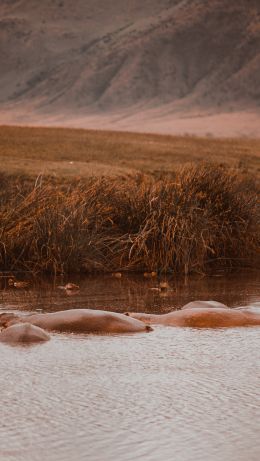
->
(0, 125), (260, 178)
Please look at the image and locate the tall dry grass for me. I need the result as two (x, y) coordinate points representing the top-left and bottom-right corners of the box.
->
(0, 164), (259, 275)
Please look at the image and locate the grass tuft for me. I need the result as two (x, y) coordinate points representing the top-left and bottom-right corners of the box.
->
(0, 164), (259, 275)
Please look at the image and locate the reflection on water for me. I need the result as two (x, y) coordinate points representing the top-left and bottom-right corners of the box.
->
(0, 269), (260, 314)
(0, 270), (260, 461)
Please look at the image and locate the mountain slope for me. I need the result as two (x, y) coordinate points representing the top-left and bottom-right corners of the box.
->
(0, 0), (259, 136)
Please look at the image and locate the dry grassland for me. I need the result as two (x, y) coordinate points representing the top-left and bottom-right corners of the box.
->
(0, 125), (259, 275)
(0, 125), (259, 178)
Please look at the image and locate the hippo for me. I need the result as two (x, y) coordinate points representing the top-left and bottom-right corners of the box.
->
(125, 300), (260, 328)
(181, 300), (228, 309)
(233, 303), (260, 315)
(0, 309), (153, 334)
(0, 323), (50, 344)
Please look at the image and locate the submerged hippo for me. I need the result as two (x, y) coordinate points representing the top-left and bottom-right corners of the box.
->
(125, 300), (260, 328)
(0, 323), (50, 344)
(0, 309), (152, 334)
(234, 302), (260, 315)
(181, 300), (228, 309)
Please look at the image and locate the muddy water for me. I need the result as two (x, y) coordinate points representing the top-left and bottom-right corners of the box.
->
(0, 271), (260, 461)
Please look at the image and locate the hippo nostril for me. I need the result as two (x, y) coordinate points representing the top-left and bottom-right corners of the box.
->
(124, 312), (130, 316)
(146, 325), (153, 332)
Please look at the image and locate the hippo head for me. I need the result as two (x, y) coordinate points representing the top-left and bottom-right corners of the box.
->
(0, 313), (20, 328)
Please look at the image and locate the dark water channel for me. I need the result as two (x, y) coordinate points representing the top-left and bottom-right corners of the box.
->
(0, 270), (259, 461)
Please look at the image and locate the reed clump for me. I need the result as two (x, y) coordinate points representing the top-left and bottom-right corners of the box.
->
(0, 164), (259, 274)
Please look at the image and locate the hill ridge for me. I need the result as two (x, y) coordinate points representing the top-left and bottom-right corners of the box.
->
(0, 0), (259, 136)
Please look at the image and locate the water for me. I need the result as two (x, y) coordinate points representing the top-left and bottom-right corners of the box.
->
(0, 271), (260, 461)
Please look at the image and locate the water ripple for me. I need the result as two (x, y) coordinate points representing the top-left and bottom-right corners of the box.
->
(1, 326), (260, 461)
(0, 273), (260, 461)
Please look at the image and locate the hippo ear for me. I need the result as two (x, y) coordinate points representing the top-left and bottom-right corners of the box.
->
(0, 313), (9, 323)
(0, 313), (17, 326)
(124, 312), (130, 316)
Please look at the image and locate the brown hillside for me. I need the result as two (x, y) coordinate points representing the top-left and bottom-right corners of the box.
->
(0, 0), (259, 136)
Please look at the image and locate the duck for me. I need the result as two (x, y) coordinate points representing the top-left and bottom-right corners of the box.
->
(8, 278), (30, 288)
(143, 272), (157, 278)
(57, 283), (80, 290)
(111, 272), (122, 279)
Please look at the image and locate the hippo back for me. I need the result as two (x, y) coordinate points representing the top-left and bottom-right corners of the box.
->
(0, 323), (50, 344)
(181, 300), (228, 310)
